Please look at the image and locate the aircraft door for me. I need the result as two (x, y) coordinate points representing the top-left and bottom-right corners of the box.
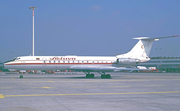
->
(20, 61), (26, 69)
(42, 57), (47, 67)
(21, 61), (26, 65)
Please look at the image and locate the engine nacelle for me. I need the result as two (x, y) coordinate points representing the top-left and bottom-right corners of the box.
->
(117, 58), (140, 65)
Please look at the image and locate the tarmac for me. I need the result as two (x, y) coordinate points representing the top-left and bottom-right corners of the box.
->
(0, 72), (180, 111)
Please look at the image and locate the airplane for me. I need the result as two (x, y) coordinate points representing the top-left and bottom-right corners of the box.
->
(4, 35), (178, 79)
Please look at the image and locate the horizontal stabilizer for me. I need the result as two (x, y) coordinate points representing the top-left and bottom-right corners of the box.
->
(133, 35), (178, 41)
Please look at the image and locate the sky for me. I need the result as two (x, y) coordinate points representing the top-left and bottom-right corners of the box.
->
(0, 0), (180, 62)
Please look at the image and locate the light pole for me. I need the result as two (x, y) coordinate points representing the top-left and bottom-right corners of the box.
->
(29, 6), (37, 56)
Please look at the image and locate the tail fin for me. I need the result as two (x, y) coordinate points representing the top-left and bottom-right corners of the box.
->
(116, 35), (178, 60)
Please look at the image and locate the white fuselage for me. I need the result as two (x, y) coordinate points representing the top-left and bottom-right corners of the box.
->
(4, 55), (141, 71)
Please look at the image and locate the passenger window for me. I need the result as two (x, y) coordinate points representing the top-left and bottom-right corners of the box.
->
(49, 61), (51, 63)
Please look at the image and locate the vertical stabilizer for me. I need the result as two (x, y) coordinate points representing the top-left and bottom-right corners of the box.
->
(116, 35), (178, 60)
(126, 38), (153, 59)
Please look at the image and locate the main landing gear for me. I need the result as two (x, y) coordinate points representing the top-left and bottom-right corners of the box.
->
(101, 74), (111, 79)
(84, 72), (112, 79)
(99, 72), (111, 79)
(86, 74), (95, 78)
(83, 72), (95, 78)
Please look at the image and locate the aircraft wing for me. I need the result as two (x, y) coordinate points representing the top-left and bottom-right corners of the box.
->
(70, 65), (149, 72)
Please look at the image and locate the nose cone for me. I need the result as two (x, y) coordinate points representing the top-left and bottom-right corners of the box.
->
(4, 61), (8, 67)
(3, 61), (14, 70)
(3, 60), (11, 69)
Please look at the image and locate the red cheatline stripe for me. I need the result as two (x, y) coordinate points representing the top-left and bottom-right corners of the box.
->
(5, 63), (114, 65)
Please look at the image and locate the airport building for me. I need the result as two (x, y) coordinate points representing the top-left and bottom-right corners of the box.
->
(138, 57), (180, 73)
(0, 62), (3, 72)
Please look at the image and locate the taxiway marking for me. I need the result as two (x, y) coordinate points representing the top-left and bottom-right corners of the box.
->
(1, 84), (178, 89)
(109, 86), (131, 88)
(144, 85), (164, 87)
(110, 79), (147, 82)
(173, 79), (180, 80)
(72, 86), (131, 88)
(48, 81), (55, 82)
(31, 87), (54, 89)
(0, 87), (12, 89)
(5, 78), (180, 83)
(0, 94), (4, 98)
(72, 86), (96, 88)
(152, 79), (166, 81)
(2, 91), (180, 98)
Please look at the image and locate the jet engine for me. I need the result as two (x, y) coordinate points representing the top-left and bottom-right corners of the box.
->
(117, 58), (140, 65)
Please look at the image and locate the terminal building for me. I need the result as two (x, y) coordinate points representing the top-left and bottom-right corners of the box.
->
(138, 57), (180, 73)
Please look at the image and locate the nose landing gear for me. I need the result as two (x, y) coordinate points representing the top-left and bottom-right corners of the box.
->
(19, 75), (23, 79)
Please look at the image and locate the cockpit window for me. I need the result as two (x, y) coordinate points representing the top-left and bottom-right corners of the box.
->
(4, 57), (17, 63)
(15, 58), (20, 60)
(12, 58), (16, 61)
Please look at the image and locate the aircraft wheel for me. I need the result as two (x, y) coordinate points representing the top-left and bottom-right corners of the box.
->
(86, 74), (90, 78)
(19, 75), (23, 79)
(101, 75), (106, 79)
(90, 74), (94, 78)
(86, 74), (94, 78)
(105, 74), (111, 79)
